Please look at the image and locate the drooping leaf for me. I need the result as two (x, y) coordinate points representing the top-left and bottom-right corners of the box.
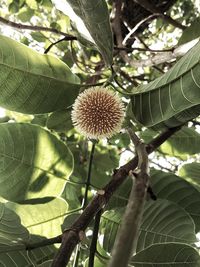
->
(131, 243), (200, 267)
(130, 40), (200, 128)
(6, 198), (68, 238)
(0, 34), (80, 114)
(179, 162), (200, 188)
(65, 0), (113, 65)
(151, 169), (200, 231)
(0, 123), (73, 202)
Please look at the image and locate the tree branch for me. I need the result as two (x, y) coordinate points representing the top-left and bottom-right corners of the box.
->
(50, 126), (181, 267)
(125, 38), (200, 67)
(0, 16), (77, 39)
(133, 0), (186, 30)
(108, 129), (149, 267)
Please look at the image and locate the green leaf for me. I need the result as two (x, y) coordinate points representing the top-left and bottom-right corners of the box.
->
(0, 34), (80, 114)
(31, 32), (47, 42)
(0, 202), (33, 266)
(131, 243), (200, 267)
(151, 169), (200, 231)
(100, 199), (196, 254)
(136, 199), (196, 252)
(46, 109), (73, 132)
(141, 127), (200, 159)
(28, 235), (56, 265)
(0, 202), (29, 251)
(0, 123), (73, 202)
(66, 0), (113, 65)
(17, 7), (34, 22)
(84, 256), (107, 267)
(0, 250), (33, 266)
(100, 209), (123, 253)
(38, 261), (53, 267)
(179, 18), (200, 45)
(130, 40), (200, 128)
(26, 0), (38, 9)
(6, 198), (68, 238)
(179, 162), (200, 188)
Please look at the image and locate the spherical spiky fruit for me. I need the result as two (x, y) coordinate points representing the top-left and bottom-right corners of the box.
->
(71, 87), (124, 139)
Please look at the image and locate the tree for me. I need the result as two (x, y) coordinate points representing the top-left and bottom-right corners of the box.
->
(0, 0), (200, 266)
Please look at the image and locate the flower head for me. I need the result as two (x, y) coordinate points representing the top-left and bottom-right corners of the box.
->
(71, 87), (124, 139)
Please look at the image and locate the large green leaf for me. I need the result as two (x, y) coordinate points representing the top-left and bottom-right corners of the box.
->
(151, 169), (200, 231)
(179, 162), (200, 188)
(0, 123), (73, 202)
(0, 202), (33, 266)
(6, 198), (68, 238)
(0, 250), (33, 267)
(0, 202), (29, 252)
(65, 0), (113, 65)
(131, 243), (200, 267)
(141, 126), (200, 159)
(0, 34), (80, 114)
(136, 199), (196, 252)
(28, 235), (56, 265)
(100, 199), (196, 254)
(130, 40), (200, 128)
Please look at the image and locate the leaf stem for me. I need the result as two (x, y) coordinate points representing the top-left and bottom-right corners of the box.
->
(89, 209), (102, 267)
(82, 141), (96, 209)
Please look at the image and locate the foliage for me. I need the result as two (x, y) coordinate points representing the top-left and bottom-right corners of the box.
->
(0, 0), (200, 266)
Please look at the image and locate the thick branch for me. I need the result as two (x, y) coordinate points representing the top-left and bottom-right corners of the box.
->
(126, 38), (200, 67)
(0, 16), (77, 39)
(51, 126), (181, 267)
(109, 129), (149, 267)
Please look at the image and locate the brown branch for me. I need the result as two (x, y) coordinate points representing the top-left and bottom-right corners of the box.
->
(0, 16), (77, 39)
(51, 125), (181, 267)
(125, 38), (200, 67)
(133, 0), (186, 30)
(122, 14), (159, 46)
(109, 129), (149, 267)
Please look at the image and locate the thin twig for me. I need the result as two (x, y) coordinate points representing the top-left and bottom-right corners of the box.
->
(122, 14), (159, 46)
(44, 36), (70, 54)
(26, 236), (62, 250)
(0, 16), (77, 39)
